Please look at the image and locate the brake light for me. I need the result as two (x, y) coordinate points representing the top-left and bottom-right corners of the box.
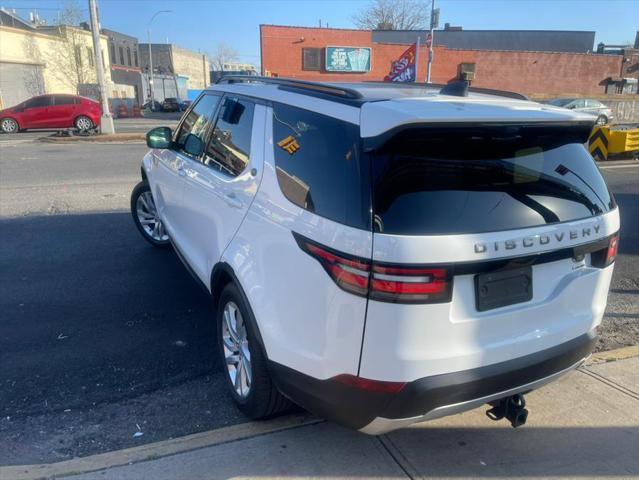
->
(605, 234), (619, 266)
(293, 233), (452, 304)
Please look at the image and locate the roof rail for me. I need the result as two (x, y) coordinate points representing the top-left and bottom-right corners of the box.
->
(217, 75), (364, 100)
(362, 80), (528, 100)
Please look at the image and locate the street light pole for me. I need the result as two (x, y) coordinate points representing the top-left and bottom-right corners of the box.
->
(427, 0), (436, 83)
(88, 0), (114, 133)
(147, 10), (171, 111)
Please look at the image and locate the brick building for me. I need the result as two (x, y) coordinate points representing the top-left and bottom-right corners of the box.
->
(260, 25), (639, 98)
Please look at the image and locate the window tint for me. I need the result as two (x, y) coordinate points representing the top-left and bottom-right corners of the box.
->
(371, 125), (614, 235)
(24, 96), (51, 109)
(203, 97), (254, 177)
(53, 95), (77, 106)
(174, 94), (221, 156)
(272, 103), (368, 228)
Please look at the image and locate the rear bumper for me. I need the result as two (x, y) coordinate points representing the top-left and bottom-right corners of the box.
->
(269, 330), (596, 434)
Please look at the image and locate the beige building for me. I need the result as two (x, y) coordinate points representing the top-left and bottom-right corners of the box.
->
(0, 10), (112, 108)
(139, 43), (209, 96)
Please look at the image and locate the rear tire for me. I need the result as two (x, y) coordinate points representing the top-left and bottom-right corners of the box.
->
(130, 181), (170, 248)
(216, 282), (290, 419)
(74, 115), (94, 131)
(1, 118), (18, 133)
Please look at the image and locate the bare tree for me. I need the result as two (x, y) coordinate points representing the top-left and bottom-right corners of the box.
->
(46, 1), (94, 93)
(352, 0), (431, 30)
(209, 42), (239, 71)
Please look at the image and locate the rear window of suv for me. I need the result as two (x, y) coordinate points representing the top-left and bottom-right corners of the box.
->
(371, 124), (615, 235)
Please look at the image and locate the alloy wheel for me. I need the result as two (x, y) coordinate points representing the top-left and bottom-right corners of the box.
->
(135, 191), (168, 242)
(221, 301), (252, 398)
(1, 118), (18, 133)
(75, 116), (93, 131)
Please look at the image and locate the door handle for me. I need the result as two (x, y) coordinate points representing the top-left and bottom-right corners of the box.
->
(224, 193), (242, 209)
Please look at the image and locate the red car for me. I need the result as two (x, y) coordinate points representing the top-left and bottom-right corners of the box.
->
(0, 94), (102, 133)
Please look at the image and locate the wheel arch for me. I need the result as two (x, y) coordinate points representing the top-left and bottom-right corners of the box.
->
(211, 262), (266, 351)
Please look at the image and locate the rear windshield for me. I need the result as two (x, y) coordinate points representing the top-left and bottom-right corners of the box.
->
(371, 125), (614, 235)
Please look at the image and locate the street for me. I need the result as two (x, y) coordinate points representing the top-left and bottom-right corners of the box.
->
(0, 136), (637, 465)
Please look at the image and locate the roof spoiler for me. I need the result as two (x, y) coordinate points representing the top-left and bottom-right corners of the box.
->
(363, 81), (529, 100)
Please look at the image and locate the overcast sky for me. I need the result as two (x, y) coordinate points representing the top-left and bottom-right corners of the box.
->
(6, 0), (639, 66)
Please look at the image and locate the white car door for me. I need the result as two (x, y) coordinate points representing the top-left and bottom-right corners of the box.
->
(179, 95), (265, 286)
(158, 93), (222, 253)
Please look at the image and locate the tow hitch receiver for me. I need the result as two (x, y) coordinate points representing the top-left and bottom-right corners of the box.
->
(486, 393), (529, 428)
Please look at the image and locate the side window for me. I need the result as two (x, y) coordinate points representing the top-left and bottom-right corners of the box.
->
(24, 96), (51, 109)
(203, 97), (255, 177)
(174, 94), (221, 155)
(53, 95), (77, 106)
(571, 99), (585, 109)
(272, 103), (367, 228)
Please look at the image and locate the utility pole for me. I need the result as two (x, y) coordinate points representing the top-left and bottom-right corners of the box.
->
(427, 0), (438, 83)
(88, 0), (115, 133)
(147, 10), (171, 111)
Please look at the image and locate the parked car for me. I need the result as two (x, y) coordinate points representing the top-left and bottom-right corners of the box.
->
(179, 100), (192, 111)
(546, 98), (614, 125)
(131, 78), (619, 434)
(0, 94), (101, 133)
(141, 100), (162, 112)
(162, 97), (180, 112)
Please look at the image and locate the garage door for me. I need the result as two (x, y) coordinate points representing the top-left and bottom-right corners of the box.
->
(0, 62), (45, 109)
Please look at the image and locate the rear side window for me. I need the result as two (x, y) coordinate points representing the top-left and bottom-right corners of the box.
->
(53, 95), (78, 106)
(272, 103), (368, 229)
(371, 125), (614, 235)
(174, 94), (221, 153)
(203, 97), (255, 177)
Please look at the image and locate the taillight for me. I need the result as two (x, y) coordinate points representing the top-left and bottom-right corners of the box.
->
(605, 234), (619, 266)
(370, 264), (451, 303)
(293, 233), (452, 304)
(294, 234), (370, 296)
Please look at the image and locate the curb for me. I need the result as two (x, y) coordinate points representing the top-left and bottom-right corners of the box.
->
(586, 345), (639, 365)
(0, 413), (321, 480)
(38, 133), (145, 144)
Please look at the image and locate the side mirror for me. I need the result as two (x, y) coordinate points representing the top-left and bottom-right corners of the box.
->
(146, 126), (173, 149)
(183, 133), (204, 157)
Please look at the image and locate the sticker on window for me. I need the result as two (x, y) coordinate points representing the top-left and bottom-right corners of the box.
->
(277, 135), (300, 155)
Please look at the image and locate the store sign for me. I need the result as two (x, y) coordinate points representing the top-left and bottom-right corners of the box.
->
(325, 47), (371, 72)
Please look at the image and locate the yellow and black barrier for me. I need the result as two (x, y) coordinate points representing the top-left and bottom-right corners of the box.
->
(589, 125), (639, 161)
(588, 126), (609, 162)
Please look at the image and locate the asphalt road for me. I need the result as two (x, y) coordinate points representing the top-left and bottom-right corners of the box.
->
(0, 139), (637, 465)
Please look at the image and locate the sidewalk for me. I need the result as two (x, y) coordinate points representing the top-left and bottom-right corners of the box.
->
(5, 355), (638, 480)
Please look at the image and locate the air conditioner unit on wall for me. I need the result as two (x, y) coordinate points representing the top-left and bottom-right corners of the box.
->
(460, 62), (476, 81)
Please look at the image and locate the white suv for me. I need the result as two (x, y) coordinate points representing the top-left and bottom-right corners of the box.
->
(131, 77), (620, 434)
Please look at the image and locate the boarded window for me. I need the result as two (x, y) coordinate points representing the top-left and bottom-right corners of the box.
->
(302, 48), (321, 71)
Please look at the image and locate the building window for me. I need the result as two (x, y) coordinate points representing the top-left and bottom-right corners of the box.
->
(302, 48), (322, 71)
(87, 46), (94, 67)
(126, 46), (132, 66)
(101, 50), (105, 69)
(133, 49), (139, 67)
(110, 42), (116, 63)
(119, 46), (124, 65)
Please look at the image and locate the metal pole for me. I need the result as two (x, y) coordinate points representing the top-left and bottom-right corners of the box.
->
(147, 10), (171, 111)
(147, 29), (154, 110)
(88, 0), (114, 133)
(414, 36), (420, 83)
(427, 0), (435, 83)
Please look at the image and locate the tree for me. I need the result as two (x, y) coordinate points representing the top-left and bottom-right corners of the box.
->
(209, 42), (239, 71)
(352, 0), (431, 30)
(47, 1), (95, 94)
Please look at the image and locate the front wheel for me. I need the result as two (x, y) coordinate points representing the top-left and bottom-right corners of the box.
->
(217, 282), (290, 419)
(1, 118), (19, 133)
(130, 181), (170, 248)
